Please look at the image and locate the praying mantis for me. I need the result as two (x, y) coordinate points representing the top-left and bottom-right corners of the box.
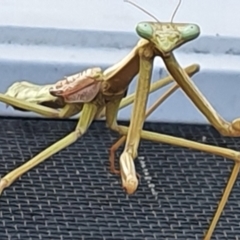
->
(0, 0), (201, 198)
(0, 0), (238, 239)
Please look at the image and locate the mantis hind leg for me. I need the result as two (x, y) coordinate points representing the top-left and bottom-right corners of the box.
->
(0, 102), (98, 196)
(0, 80), (82, 118)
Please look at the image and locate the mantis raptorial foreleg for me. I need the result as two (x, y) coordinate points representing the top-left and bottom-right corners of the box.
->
(106, 49), (153, 194)
(0, 103), (99, 195)
(109, 64), (200, 173)
(118, 50), (154, 194)
(163, 54), (240, 136)
(109, 82), (179, 174)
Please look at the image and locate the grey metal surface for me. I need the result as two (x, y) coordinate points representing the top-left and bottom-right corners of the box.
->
(0, 118), (239, 239)
(1, 1), (240, 124)
(1, 0), (240, 37)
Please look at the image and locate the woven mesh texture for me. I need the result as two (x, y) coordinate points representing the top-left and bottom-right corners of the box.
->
(0, 118), (240, 239)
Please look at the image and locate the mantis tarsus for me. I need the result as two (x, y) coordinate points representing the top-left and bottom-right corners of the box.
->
(0, 0), (238, 239)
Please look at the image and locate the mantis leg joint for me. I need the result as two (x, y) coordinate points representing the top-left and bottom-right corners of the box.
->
(75, 129), (84, 138)
(235, 153), (240, 162)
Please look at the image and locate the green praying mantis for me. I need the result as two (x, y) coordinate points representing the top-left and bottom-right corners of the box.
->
(0, 0), (239, 239)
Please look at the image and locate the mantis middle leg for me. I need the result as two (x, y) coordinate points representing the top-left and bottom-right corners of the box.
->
(109, 63), (200, 173)
(114, 124), (240, 240)
(109, 83), (179, 174)
(204, 162), (240, 240)
(106, 94), (240, 238)
(105, 66), (240, 239)
(106, 46), (154, 194)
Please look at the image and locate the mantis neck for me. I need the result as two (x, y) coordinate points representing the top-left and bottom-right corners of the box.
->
(102, 39), (154, 96)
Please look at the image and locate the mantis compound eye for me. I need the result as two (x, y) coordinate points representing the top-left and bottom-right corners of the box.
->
(136, 22), (153, 40)
(180, 24), (200, 41)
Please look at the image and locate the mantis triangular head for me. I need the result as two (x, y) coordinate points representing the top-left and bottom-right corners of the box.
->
(125, 0), (200, 56)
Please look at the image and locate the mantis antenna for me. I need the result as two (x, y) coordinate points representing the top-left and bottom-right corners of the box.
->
(170, 0), (182, 23)
(124, 0), (161, 23)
